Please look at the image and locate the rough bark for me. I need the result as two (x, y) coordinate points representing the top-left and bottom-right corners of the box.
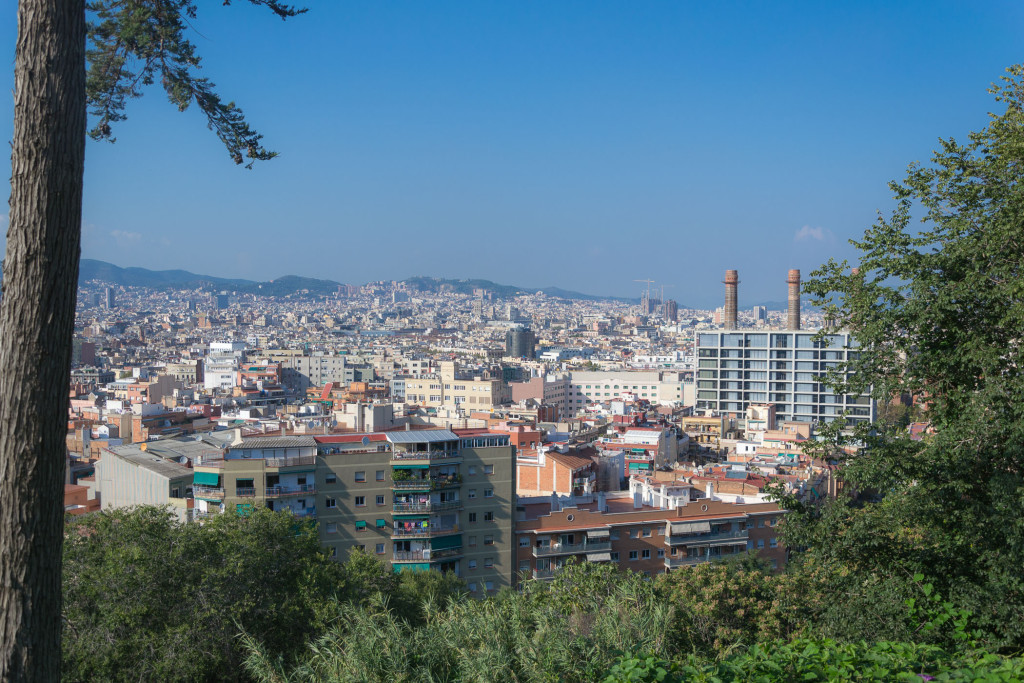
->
(0, 1), (86, 680)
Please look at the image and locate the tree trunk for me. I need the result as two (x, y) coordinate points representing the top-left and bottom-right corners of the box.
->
(0, 0), (86, 680)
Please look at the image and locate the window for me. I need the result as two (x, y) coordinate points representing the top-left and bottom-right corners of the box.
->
(468, 582), (477, 592)
(375, 543), (385, 554)
(642, 527), (651, 537)
(485, 581), (494, 591)
(657, 527), (665, 536)
(641, 549), (651, 559)
(329, 547), (337, 558)
(629, 529), (639, 539)
(484, 557), (494, 568)
(484, 511), (494, 521)
(325, 473), (337, 484)
(354, 471), (365, 482)
(325, 497), (337, 509)
(484, 535), (494, 545)
(355, 520), (367, 531)
(468, 560), (478, 570)
(468, 536), (477, 547)
(376, 470), (385, 482)
(657, 549), (665, 558)
(757, 539), (765, 549)
(355, 496), (365, 507)
(610, 530), (620, 540)
(376, 519), (387, 529)
(484, 488), (494, 498)
(484, 464), (494, 475)
(769, 538), (778, 548)
(519, 536), (530, 547)
(468, 489), (477, 499)
(757, 519), (765, 528)
(326, 522), (337, 534)
(610, 552), (619, 561)
(468, 466), (477, 475)
(468, 513), (477, 523)
(629, 550), (638, 561)
(376, 495), (385, 505)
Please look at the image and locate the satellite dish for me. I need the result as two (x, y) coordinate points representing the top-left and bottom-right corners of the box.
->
(361, 435), (370, 446)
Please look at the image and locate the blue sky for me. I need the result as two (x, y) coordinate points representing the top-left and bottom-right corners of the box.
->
(2, 1), (1023, 307)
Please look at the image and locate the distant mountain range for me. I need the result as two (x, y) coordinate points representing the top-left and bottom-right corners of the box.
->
(79, 259), (342, 297)
(401, 276), (637, 303)
(77, 260), (642, 303)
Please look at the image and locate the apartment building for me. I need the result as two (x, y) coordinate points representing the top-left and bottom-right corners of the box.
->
(596, 425), (677, 476)
(516, 481), (785, 582)
(316, 429), (516, 594)
(566, 371), (686, 414)
(191, 436), (318, 518)
(695, 330), (874, 426)
(203, 355), (237, 391)
(404, 362), (510, 412)
(274, 353), (374, 392)
(509, 374), (570, 420)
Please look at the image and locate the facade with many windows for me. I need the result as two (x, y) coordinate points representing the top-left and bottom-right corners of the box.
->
(695, 330), (874, 426)
(316, 429), (516, 595)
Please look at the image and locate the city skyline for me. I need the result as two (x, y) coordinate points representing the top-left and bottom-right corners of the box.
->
(2, 2), (1022, 305)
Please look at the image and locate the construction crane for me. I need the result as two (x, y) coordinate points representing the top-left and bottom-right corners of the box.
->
(634, 279), (656, 300)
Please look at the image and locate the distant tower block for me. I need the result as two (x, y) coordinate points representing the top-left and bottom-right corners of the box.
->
(787, 269), (801, 330)
(723, 270), (739, 330)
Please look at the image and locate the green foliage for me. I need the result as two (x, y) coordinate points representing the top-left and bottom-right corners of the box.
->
(62, 506), (343, 682)
(85, 0), (305, 167)
(244, 559), (672, 683)
(607, 640), (1024, 682)
(782, 65), (1024, 652)
(654, 561), (795, 658)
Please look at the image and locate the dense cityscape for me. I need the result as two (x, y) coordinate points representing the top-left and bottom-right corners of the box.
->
(68, 261), (846, 591)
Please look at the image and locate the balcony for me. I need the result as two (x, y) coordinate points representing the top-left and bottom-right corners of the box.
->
(193, 486), (224, 500)
(265, 455), (316, 469)
(532, 568), (555, 580)
(391, 475), (462, 491)
(391, 524), (460, 538)
(665, 529), (748, 546)
(664, 555), (711, 568)
(294, 507), (316, 519)
(532, 540), (611, 557)
(391, 450), (461, 462)
(265, 484), (316, 498)
(235, 487), (257, 498)
(392, 546), (463, 563)
(392, 500), (462, 514)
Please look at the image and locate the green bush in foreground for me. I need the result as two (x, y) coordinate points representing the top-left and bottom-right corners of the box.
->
(605, 641), (1024, 682)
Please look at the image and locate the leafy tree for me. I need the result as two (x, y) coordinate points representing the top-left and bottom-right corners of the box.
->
(62, 506), (343, 682)
(788, 65), (1024, 651)
(654, 562), (794, 658)
(1, 2), (302, 679)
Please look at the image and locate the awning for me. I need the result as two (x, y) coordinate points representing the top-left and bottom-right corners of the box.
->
(587, 529), (610, 539)
(394, 563), (430, 573)
(193, 471), (219, 486)
(431, 534), (462, 550)
(375, 519), (387, 528)
(670, 521), (711, 535)
(355, 520), (367, 529)
(586, 552), (612, 562)
(393, 464), (430, 470)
